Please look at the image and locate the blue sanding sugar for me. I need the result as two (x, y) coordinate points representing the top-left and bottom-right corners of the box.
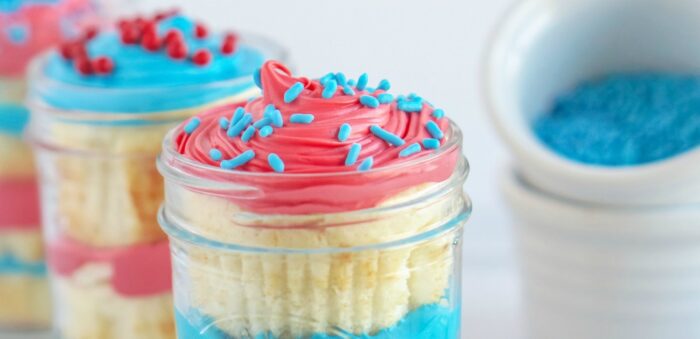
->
(534, 73), (700, 166)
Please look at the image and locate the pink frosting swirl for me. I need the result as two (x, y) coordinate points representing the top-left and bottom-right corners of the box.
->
(173, 61), (461, 214)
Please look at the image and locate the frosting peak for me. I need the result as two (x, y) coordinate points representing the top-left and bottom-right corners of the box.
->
(177, 61), (451, 174)
(171, 61), (462, 214)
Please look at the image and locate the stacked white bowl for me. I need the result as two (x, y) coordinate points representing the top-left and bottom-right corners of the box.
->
(485, 0), (700, 338)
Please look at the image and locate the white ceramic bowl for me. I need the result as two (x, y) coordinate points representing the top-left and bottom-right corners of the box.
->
(503, 168), (700, 339)
(484, 0), (700, 206)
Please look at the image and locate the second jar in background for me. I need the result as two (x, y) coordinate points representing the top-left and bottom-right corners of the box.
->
(27, 11), (285, 339)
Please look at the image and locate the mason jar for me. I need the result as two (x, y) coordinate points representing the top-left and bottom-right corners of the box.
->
(0, 0), (99, 330)
(27, 33), (286, 339)
(157, 106), (471, 339)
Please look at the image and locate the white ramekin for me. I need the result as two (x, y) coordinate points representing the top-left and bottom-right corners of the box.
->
(484, 0), (700, 206)
(503, 168), (700, 339)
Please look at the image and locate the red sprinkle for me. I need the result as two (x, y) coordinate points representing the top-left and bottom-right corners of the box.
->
(195, 23), (208, 39)
(67, 43), (88, 59)
(221, 33), (237, 54)
(59, 43), (75, 59)
(133, 16), (146, 31)
(154, 8), (179, 21)
(192, 49), (211, 66)
(164, 29), (183, 45)
(117, 19), (129, 31)
(120, 27), (140, 44)
(74, 57), (93, 75)
(141, 30), (161, 52)
(221, 40), (236, 55)
(167, 41), (188, 60)
(93, 57), (114, 74)
(143, 21), (157, 35)
(82, 26), (99, 41)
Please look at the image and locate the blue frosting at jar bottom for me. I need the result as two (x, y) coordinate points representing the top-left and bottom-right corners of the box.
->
(175, 302), (460, 339)
(0, 103), (29, 136)
(0, 253), (47, 277)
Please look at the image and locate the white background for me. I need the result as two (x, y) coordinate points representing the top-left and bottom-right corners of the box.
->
(125, 1), (521, 338)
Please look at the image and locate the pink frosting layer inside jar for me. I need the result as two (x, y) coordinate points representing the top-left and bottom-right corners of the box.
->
(47, 237), (172, 297)
(0, 178), (40, 229)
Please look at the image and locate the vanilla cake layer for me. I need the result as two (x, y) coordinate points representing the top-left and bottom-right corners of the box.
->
(37, 91), (257, 247)
(171, 182), (466, 337)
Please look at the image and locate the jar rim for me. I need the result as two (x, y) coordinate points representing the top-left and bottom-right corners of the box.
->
(158, 194), (471, 254)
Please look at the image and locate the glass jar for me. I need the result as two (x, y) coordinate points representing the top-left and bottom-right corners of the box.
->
(157, 118), (471, 339)
(0, 0), (99, 330)
(27, 35), (286, 339)
(0, 89), (49, 330)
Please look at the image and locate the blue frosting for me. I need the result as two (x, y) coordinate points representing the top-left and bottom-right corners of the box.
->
(175, 303), (460, 339)
(39, 15), (265, 113)
(0, 104), (29, 136)
(0, 253), (47, 277)
(535, 73), (700, 166)
(0, 0), (58, 13)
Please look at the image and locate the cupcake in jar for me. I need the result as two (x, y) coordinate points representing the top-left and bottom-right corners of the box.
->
(0, 0), (97, 330)
(158, 61), (471, 338)
(27, 10), (285, 339)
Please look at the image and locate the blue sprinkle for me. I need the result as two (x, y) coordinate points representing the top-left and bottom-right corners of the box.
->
(267, 153), (285, 173)
(377, 93), (394, 104)
(432, 108), (445, 119)
(7, 24), (28, 44)
(322, 79), (338, 99)
(345, 143), (362, 166)
(259, 125), (274, 137)
(342, 85), (356, 96)
(408, 93), (422, 101)
(270, 109), (284, 127)
(370, 125), (405, 146)
(337, 123), (351, 142)
(356, 73), (368, 91)
(358, 157), (374, 172)
(347, 79), (356, 86)
(320, 72), (335, 85)
(221, 150), (256, 170)
(398, 100), (423, 112)
(399, 143), (422, 158)
(230, 107), (245, 127)
(290, 113), (315, 124)
(422, 138), (440, 150)
(426, 121), (444, 140)
(184, 117), (201, 134)
(365, 87), (376, 93)
(209, 148), (223, 161)
(284, 82), (304, 103)
(377, 79), (391, 91)
(335, 72), (348, 86)
(241, 126), (256, 142)
(219, 117), (229, 130)
(254, 68), (262, 89)
(253, 117), (272, 129)
(227, 113), (251, 137)
(360, 95), (379, 108)
(264, 104), (276, 116)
